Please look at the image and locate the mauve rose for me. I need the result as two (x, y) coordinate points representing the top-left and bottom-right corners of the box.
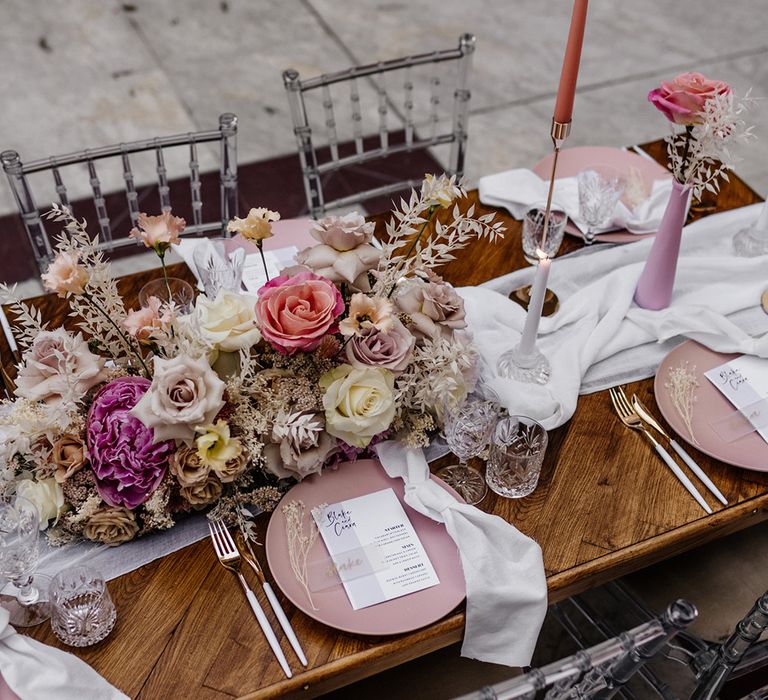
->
(180, 474), (222, 508)
(395, 279), (466, 340)
(255, 271), (344, 354)
(345, 317), (415, 374)
(130, 355), (226, 443)
(15, 329), (108, 405)
(648, 72), (731, 126)
(87, 377), (175, 509)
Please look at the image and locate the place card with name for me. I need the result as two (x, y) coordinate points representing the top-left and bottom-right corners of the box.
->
(312, 488), (439, 610)
(705, 355), (768, 444)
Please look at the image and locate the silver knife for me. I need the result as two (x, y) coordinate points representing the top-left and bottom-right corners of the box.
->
(632, 394), (728, 506)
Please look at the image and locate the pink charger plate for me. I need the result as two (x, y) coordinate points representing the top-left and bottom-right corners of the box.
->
(654, 340), (768, 472)
(265, 458), (466, 636)
(532, 146), (671, 244)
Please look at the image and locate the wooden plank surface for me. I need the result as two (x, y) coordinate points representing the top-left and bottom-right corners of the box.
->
(9, 140), (768, 699)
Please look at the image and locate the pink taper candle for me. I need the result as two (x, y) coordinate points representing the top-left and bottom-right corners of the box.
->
(553, 0), (589, 124)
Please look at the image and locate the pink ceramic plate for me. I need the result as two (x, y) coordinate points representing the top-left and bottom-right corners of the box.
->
(654, 340), (768, 472)
(532, 146), (671, 243)
(265, 459), (466, 636)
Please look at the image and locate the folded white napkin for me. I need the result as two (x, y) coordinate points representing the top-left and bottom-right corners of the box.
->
(0, 608), (127, 700)
(458, 203), (768, 430)
(478, 168), (675, 234)
(374, 442), (547, 667)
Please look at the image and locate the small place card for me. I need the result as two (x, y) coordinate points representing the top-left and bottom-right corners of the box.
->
(312, 488), (439, 610)
(704, 355), (768, 444)
(241, 246), (299, 293)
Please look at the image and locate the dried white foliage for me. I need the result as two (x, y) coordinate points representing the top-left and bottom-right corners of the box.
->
(665, 361), (700, 445)
(283, 499), (321, 610)
(374, 175), (506, 295)
(666, 91), (756, 200)
(0, 284), (47, 351)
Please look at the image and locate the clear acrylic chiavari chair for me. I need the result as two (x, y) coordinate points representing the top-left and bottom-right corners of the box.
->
(1, 113), (239, 274)
(452, 599), (697, 700)
(282, 33), (475, 218)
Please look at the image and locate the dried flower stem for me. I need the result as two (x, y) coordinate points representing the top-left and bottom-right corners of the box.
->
(283, 499), (320, 610)
(665, 361), (699, 445)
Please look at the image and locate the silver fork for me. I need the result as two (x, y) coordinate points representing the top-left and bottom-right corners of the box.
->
(208, 519), (292, 678)
(609, 386), (712, 514)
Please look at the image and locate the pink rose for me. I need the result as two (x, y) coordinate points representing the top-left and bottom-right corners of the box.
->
(395, 278), (466, 340)
(255, 271), (344, 354)
(310, 212), (374, 251)
(129, 211), (186, 251)
(648, 72), (731, 126)
(42, 251), (89, 297)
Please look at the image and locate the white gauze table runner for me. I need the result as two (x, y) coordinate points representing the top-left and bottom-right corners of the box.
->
(459, 203), (768, 430)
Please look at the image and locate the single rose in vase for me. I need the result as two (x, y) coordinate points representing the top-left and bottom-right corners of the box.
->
(254, 271), (344, 354)
(648, 72), (731, 126)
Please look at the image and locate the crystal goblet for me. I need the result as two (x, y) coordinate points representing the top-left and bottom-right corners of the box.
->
(0, 496), (51, 627)
(577, 166), (626, 245)
(436, 395), (498, 505)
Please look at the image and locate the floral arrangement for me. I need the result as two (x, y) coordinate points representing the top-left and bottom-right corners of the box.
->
(648, 72), (755, 200)
(0, 174), (504, 546)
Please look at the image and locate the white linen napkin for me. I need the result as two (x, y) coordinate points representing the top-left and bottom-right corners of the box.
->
(0, 608), (127, 700)
(459, 203), (768, 430)
(478, 168), (674, 234)
(374, 441), (547, 667)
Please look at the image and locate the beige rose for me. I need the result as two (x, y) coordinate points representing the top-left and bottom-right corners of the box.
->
(180, 474), (222, 508)
(211, 449), (248, 483)
(265, 411), (337, 480)
(195, 291), (261, 352)
(227, 207), (280, 243)
(52, 433), (87, 483)
(395, 278), (466, 340)
(16, 478), (64, 530)
(131, 355), (226, 443)
(320, 365), (395, 448)
(84, 507), (139, 545)
(41, 251), (89, 297)
(15, 329), (108, 405)
(169, 444), (210, 488)
(297, 213), (381, 291)
(310, 212), (374, 251)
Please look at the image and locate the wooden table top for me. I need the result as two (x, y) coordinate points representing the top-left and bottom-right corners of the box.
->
(10, 140), (768, 700)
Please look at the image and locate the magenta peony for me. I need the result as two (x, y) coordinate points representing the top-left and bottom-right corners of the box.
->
(87, 377), (175, 509)
(254, 271), (344, 354)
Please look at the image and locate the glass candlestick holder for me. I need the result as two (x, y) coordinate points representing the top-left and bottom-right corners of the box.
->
(733, 201), (768, 256)
(496, 343), (551, 385)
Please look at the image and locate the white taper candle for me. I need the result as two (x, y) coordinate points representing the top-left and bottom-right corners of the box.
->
(518, 251), (551, 357)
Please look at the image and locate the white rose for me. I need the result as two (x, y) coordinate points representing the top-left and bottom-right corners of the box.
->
(16, 478), (64, 531)
(196, 291), (261, 352)
(319, 365), (395, 448)
(131, 355), (226, 443)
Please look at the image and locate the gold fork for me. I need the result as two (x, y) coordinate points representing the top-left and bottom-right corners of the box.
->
(208, 519), (292, 678)
(608, 386), (712, 514)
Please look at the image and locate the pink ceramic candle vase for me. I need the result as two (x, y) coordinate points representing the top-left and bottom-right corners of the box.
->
(634, 179), (691, 310)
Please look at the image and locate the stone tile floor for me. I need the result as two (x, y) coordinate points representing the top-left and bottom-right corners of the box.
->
(1, 1), (767, 695)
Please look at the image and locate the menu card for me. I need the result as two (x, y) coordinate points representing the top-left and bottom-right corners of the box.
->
(704, 355), (768, 444)
(241, 246), (299, 293)
(312, 488), (439, 610)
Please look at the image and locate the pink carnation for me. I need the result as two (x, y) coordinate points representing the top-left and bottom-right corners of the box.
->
(254, 271), (344, 354)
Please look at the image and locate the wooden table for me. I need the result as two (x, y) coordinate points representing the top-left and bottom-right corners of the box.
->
(10, 140), (768, 699)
